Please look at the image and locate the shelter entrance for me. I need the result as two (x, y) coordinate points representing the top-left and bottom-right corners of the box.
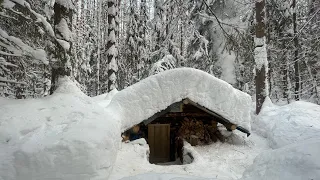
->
(148, 124), (170, 163)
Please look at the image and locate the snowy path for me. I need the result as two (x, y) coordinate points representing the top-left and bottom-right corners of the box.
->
(109, 132), (270, 180)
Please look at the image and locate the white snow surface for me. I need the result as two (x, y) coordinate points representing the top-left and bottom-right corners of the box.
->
(0, 77), (120, 180)
(109, 133), (269, 180)
(56, 18), (72, 41)
(108, 68), (252, 132)
(57, 39), (71, 50)
(2, 0), (15, 8)
(239, 98), (320, 180)
(92, 88), (119, 108)
(119, 173), (214, 180)
(254, 37), (268, 71)
(253, 97), (320, 148)
(150, 55), (176, 75)
(241, 139), (320, 180)
(0, 28), (48, 64)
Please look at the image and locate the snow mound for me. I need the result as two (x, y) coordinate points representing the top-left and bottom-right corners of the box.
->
(254, 100), (320, 148)
(54, 76), (87, 96)
(109, 141), (150, 180)
(241, 140), (320, 180)
(108, 68), (251, 132)
(119, 173), (215, 180)
(93, 89), (119, 108)
(0, 77), (120, 180)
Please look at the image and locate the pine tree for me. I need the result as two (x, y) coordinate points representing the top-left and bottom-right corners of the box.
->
(106, 0), (118, 92)
(255, 0), (268, 114)
(137, 0), (149, 80)
(50, 1), (74, 94)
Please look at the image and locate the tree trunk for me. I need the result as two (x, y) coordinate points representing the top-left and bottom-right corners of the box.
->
(50, 3), (73, 94)
(107, 0), (118, 92)
(96, 0), (102, 95)
(255, 0), (268, 114)
(292, 0), (300, 100)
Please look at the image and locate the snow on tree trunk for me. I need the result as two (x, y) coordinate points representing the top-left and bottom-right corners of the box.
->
(50, 2), (73, 94)
(137, 0), (148, 80)
(254, 0), (269, 114)
(107, 0), (118, 92)
(96, 0), (102, 95)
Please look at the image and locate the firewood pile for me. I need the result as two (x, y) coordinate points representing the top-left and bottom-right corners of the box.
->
(178, 117), (225, 145)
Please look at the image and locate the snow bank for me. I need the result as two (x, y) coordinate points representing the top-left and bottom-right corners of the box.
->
(109, 140), (151, 180)
(0, 77), (120, 180)
(108, 68), (251, 132)
(110, 140), (232, 180)
(253, 98), (320, 148)
(241, 140), (320, 180)
(92, 89), (119, 108)
(119, 173), (214, 180)
(242, 99), (320, 180)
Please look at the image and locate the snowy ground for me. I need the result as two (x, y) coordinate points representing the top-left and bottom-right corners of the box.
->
(0, 77), (121, 180)
(109, 125), (270, 180)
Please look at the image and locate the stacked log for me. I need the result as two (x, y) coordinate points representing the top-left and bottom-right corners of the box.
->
(178, 117), (225, 145)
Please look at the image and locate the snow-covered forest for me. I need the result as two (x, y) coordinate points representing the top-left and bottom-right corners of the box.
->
(1, 0), (319, 105)
(1, 1), (320, 180)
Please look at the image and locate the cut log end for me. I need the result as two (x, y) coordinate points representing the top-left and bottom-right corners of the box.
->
(224, 123), (237, 131)
(230, 124), (237, 130)
(183, 99), (189, 104)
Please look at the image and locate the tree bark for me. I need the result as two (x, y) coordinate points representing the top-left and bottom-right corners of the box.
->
(292, 0), (300, 100)
(50, 3), (73, 94)
(107, 0), (118, 92)
(255, 0), (268, 114)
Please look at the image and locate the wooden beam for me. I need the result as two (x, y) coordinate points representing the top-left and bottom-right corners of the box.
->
(236, 126), (251, 137)
(143, 107), (171, 125)
(183, 98), (239, 132)
(163, 112), (211, 117)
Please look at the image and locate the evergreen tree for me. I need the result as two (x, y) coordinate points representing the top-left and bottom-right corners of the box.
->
(106, 0), (118, 92)
(254, 0), (268, 114)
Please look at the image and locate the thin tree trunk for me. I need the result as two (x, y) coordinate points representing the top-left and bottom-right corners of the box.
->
(255, 0), (268, 114)
(96, 0), (102, 95)
(107, 0), (118, 92)
(293, 0), (300, 100)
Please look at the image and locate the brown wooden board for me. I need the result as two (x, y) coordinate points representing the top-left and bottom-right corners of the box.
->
(148, 124), (170, 163)
(163, 112), (211, 117)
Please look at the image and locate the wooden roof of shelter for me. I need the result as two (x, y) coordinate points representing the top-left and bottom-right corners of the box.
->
(143, 98), (250, 137)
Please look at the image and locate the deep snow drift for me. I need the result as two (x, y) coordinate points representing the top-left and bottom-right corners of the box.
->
(92, 89), (119, 108)
(241, 140), (320, 180)
(253, 97), (320, 149)
(120, 173), (214, 180)
(241, 98), (320, 180)
(109, 134), (269, 180)
(107, 68), (252, 133)
(0, 77), (120, 180)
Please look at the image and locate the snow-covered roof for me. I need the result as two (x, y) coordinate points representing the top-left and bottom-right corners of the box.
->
(107, 68), (252, 133)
